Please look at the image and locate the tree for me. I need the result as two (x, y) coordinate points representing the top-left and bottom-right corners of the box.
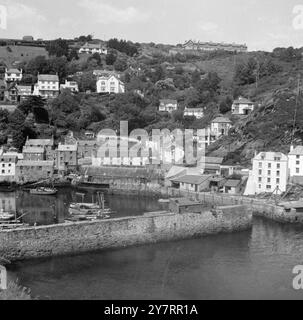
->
(105, 52), (117, 65)
(77, 35), (93, 43)
(78, 72), (97, 92)
(114, 58), (128, 72)
(49, 56), (68, 79)
(46, 38), (69, 57)
(69, 49), (79, 61)
(107, 38), (138, 56)
(26, 56), (51, 75)
(89, 53), (102, 66)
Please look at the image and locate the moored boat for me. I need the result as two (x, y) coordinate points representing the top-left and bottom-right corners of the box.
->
(0, 212), (15, 221)
(30, 187), (58, 195)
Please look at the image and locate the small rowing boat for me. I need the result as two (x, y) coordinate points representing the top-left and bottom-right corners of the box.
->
(30, 187), (58, 195)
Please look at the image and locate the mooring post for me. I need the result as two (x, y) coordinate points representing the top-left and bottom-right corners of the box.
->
(0, 265), (7, 290)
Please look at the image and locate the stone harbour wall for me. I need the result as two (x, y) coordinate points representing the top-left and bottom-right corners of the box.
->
(0, 205), (252, 262)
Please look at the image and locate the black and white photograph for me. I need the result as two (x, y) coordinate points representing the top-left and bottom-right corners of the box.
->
(0, 0), (303, 305)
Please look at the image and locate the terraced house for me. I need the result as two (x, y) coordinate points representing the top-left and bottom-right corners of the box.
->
(0, 153), (18, 182)
(15, 161), (54, 184)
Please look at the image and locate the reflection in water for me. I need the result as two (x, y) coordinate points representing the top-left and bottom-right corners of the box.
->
(0, 189), (166, 226)
(7, 217), (303, 300)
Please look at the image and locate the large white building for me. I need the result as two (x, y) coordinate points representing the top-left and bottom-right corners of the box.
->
(33, 74), (60, 99)
(249, 152), (289, 195)
(288, 146), (303, 180)
(232, 97), (255, 115)
(96, 73), (125, 94)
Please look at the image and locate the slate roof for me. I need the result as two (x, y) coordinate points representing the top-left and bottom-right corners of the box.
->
(233, 97), (253, 105)
(172, 174), (212, 185)
(211, 117), (232, 124)
(224, 179), (241, 188)
(289, 146), (303, 156)
(38, 74), (59, 82)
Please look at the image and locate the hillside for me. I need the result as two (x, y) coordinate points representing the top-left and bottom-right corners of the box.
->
(0, 45), (49, 68)
(1, 40), (303, 161)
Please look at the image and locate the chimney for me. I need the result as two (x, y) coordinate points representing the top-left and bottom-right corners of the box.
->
(290, 145), (295, 153)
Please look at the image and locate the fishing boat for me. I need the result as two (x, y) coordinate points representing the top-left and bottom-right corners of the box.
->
(0, 222), (30, 230)
(0, 182), (16, 193)
(0, 212), (15, 221)
(68, 192), (113, 220)
(30, 187), (58, 195)
(158, 199), (170, 203)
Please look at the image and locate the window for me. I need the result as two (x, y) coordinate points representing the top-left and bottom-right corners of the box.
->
(276, 178), (280, 184)
(266, 185), (271, 190)
(267, 178), (271, 183)
(259, 170), (262, 175)
(277, 163), (280, 169)
(297, 161), (300, 165)
(297, 155), (300, 159)
(296, 168), (300, 174)
(268, 163), (271, 168)
(268, 170), (271, 175)
(258, 177), (262, 182)
(259, 162), (262, 168)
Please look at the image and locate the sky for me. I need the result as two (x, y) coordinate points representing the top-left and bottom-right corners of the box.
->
(0, 0), (302, 51)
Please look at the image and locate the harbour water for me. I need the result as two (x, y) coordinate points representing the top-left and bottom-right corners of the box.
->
(5, 214), (303, 300)
(0, 189), (166, 226)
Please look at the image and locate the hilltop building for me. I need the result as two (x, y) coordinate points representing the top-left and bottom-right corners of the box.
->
(5, 68), (23, 83)
(79, 42), (108, 55)
(184, 107), (204, 119)
(210, 116), (233, 138)
(232, 97), (255, 115)
(96, 72), (125, 94)
(17, 85), (33, 101)
(60, 80), (79, 93)
(159, 99), (178, 113)
(182, 40), (247, 53)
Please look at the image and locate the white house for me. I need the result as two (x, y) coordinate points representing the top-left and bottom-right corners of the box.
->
(288, 146), (303, 181)
(249, 152), (288, 195)
(210, 116), (232, 138)
(232, 97), (254, 115)
(5, 68), (23, 82)
(159, 99), (178, 113)
(33, 74), (60, 99)
(60, 80), (79, 93)
(96, 74), (125, 94)
(184, 107), (204, 119)
(79, 42), (108, 55)
(17, 85), (32, 101)
(0, 153), (18, 182)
